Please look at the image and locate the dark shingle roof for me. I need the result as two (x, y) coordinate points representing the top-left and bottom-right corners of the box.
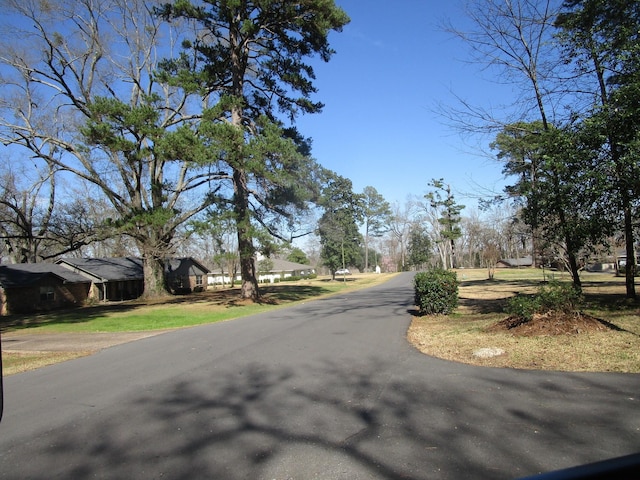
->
(57, 257), (143, 281)
(0, 263), (91, 288)
(166, 257), (210, 275)
(498, 256), (533, 267)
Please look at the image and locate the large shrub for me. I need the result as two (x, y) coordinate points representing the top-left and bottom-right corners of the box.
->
(414, 269), (459, 315)
(505, 281), (583, 320)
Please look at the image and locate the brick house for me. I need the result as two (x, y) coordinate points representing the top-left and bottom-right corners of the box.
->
(165, 257), (210, 293)
(57, 257), (210, 299)
(0, 257), (210, 315)
(0, 263), (91, 316)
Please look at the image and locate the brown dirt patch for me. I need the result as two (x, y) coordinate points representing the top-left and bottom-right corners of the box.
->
(486, 311), (614, 336)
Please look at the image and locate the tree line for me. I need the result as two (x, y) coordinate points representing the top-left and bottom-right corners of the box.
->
(1, 0), (638, 300)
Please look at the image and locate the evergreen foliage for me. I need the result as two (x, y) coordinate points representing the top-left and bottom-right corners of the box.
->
(361, 186), (392, 271)
(157, 0), (349, 300)
(414, 269), (459, 315)
(317, 173), (363, 277)
(506, 281), (583, 321)
(425, 179), (464, 269)
(407, 225), (432, 269)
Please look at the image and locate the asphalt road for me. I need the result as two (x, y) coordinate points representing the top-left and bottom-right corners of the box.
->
(1, 273), (639, 479)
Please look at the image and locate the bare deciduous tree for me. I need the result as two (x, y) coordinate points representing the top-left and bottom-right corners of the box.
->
(0, 0), (220, 297)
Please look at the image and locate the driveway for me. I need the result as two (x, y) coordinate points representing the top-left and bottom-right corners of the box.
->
(1, 273), (639, 479)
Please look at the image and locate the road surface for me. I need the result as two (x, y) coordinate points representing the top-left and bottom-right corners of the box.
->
(1, 273), (639, 479)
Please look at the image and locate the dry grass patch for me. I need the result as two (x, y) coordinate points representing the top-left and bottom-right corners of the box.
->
(407, 269), (640, 372)
(2, 351), (92, 375)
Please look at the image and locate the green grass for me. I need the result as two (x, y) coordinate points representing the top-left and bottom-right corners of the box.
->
(2, 299), (267, 333)
(28, 305), (275, 333)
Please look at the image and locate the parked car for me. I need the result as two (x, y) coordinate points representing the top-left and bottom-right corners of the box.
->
(335, 268), (351, 275)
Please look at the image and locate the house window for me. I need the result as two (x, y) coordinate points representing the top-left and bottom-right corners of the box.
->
(195, 275), (203, 286)
(40, 286), (55, 302)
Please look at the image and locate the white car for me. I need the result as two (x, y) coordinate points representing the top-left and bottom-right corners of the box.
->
(335, 268), (351, 275)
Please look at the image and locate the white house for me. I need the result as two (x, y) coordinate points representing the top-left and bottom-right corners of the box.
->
(208, 256), (315, 286)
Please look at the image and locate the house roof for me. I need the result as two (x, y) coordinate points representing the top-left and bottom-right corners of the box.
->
(56, 257), (143, 282)
(497, 256), (533, 267)
(0, 257), (210, 290)
(166, 257), (210, 275)
(267, 258), (314, 272)
(0, 263), (91, 288)
(57, 257), (209, 282)
(209, 258), (313, 275)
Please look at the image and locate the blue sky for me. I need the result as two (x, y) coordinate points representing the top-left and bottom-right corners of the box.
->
(295, 0), (513, 209)
(1, 0), (513, 213)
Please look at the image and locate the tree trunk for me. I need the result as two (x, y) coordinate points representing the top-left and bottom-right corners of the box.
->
(239, 251), (258, 299)
(141, 254), (169, 299)
(450, 238), (456, 269)
(233, 167), (260, 302)
(364, 230), (369, 272)
(590, 42), (636, 300)
(566, 249), (582, 293)
(623, 204), (637, 299)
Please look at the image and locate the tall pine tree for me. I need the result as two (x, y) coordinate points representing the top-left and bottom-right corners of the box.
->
(158, 0), (349, 300)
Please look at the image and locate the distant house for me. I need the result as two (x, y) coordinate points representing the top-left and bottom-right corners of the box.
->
(207, 268), (241, 287)
(496, 256), (533, 268)
(208, 257), (315, 286)
(165, 257), (210, 293)
(615, 252), (640, 275)
(0, 263), (91, 316)
(586, 262), (616, 273)
(256, 258), (316, 283)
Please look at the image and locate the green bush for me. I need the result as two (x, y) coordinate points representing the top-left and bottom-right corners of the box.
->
(538, 281), (582, 312)
(505, 294), (540, 321)
(414, 269), (459, 315)
(505, 281), (582, 320)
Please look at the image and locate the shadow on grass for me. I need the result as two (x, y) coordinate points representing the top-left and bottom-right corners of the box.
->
(0, 302), (141, 331)
(455, 278), (541, 316)
(456, 277), (640, 317)
(460, 278), (546, 290)
(581, 281), (640, 312)
(260, 284), (333, 303)
(457, 296), (508, 315)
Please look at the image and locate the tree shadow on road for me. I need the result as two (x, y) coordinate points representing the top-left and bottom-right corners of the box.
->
(12, 355), (640, 479)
